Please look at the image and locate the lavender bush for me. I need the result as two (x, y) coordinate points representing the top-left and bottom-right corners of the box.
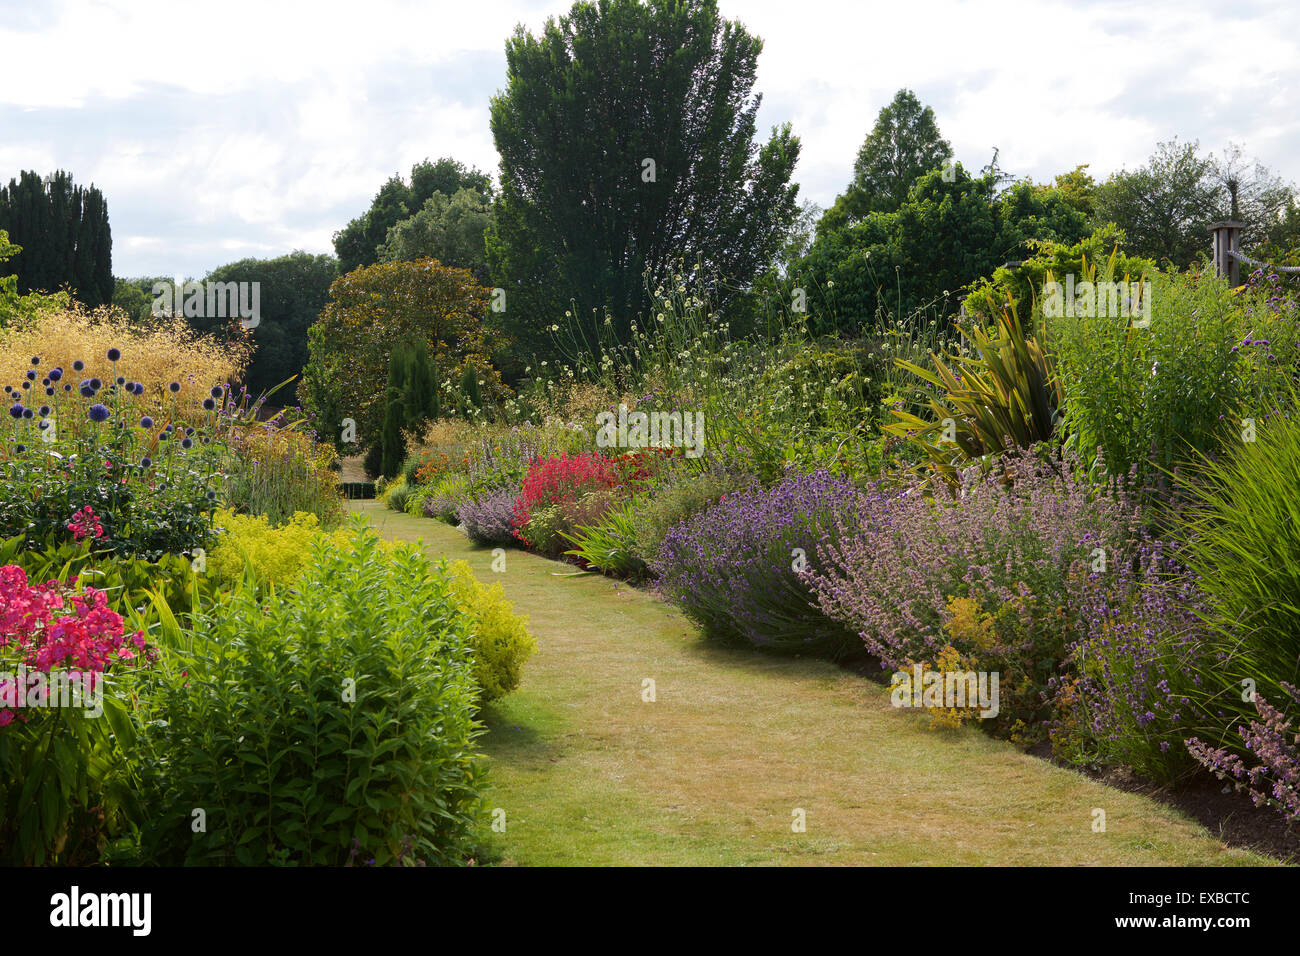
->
(809, 449), (1144, 733)
(459, 486), (520, 546)
(653, 469), (862, 658)
(420, 474), (468, 524)
(1051, 542), (1246, 782)
(1188, 684), (1300, 825)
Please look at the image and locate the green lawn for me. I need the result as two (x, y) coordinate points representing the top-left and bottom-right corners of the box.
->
(356, 501), (1276, 866)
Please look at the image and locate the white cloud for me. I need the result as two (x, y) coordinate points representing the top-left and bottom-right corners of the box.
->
(2, 0), (1297, 276)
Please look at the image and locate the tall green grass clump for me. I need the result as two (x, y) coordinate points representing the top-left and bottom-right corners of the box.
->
(1177, 398), (1300, 695)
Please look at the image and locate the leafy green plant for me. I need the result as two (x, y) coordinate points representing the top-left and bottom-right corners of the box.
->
(207, 509), (327, 594)
(562, 498), (646, 578)
(962, 225), (1155, 324)
(444, 560), (536, 701)
(419, 473), (468, 523)
(885, 304), (1062, 482)
(1048, 260), (1300, 488)
(630, 460), (756, 563)
(520, 504), (564, 555)
(131, 519), (488, 865)
(383, 475), (411, 513)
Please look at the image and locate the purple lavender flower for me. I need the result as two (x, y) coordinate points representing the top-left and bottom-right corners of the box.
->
(654, 469), (861, 657)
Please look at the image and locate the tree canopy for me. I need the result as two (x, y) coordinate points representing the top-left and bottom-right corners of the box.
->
(818, 89), (953, 235)
(0, 170), (113, 308)
(798, 164), (1089, 334)
(333, 158), (492, 275)
(486, 0), (801, 357)
(198, 251), (339, 402)
(1091, 140), (1296, 269)
(378, 187), (493, 283)
(300, 258), (505, 453)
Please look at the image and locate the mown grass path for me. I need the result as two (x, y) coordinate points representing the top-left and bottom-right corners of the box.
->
(355, 501), (1273, 866)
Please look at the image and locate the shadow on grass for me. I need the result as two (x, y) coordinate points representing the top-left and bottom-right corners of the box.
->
(478, 700), (562, 765)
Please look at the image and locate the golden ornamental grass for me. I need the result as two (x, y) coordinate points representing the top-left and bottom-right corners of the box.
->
(0, 305), (249, 423)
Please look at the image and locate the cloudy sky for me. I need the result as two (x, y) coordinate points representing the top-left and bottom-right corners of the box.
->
(2, 0), (1297, 279)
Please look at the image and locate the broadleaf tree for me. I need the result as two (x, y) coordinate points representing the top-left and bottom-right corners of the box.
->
(334, 158), (492, 275)
(487, 0), (801, 359)
(300, 258), (505, 454)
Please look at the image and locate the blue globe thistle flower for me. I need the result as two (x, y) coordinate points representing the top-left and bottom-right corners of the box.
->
(20, 381), (30, 390)
(169, 382), (180, 393)
(14, 444), (25, 454)
(140, 456), (152, 468)
(181, 437), (193, 449)
(89, 378), (102, 390)
(80, 385), (95, 398)
(107, 347), (122, 362)
(141, 415), (154, 428)
(30, 356), (39, 365)
(62, 383), (72, 392)
(88, 404), (111, 423)
(25, 370), (36, 380)
(44, 387), (54, 396)
(202, 397), (215, 410)
(72, 360), (84, 371)
(210, 386), (223, 398)
(116, 375), (125, 386)
(8, 404), (24, 418)
(3, 385), (10, 394)
(21, 408), (33, 419)
(48, 368), (62, 382)
(38, 405), (49, 416)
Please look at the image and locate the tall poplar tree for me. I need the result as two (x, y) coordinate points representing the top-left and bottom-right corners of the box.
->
(487, 0), (801, 357)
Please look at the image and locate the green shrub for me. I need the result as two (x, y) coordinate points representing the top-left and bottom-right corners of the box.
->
(1049, 265), (1300, 488)
(204, 511), (533, 705)
(404, 484), (433, 517)
(445, 560), (536, 701)
(962, 225), (1155, 324)
(207, 509), (324, 593)
(521, 504), (564, 555)
(133, 520), (487, 865)
(383, 475), (411, 513)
